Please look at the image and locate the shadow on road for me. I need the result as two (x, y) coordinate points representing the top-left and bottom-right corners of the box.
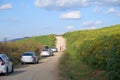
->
(15, 61), (43, 68)
(15, 65), (29, 69)
(0, 70), (26, 76)
(9, 70), (26, 76)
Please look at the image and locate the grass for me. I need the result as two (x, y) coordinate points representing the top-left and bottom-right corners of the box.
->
(59, 24), (120, 80)
(0, 34), (56, 65)
(17, 34), (56, 47)
(59, 51), (106, 80)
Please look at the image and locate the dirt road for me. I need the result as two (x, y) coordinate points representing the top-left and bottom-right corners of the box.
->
(0, 36), (66, 80)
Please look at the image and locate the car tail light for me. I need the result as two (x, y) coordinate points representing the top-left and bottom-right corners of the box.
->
(1, 60), (5, 65)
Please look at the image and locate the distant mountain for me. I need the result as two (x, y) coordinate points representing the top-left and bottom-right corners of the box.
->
(9, 37), (30, 42)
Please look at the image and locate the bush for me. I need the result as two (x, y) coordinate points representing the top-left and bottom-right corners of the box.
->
(61, 25), (120, 80)
(106, 35), (120, 80)
(0, 41), (43, 64)
(0, 34), (56, 65)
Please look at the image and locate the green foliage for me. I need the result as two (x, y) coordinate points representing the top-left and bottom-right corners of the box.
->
(59, 51), (93, 80)
(78, 34), (120, 70)
(0, 34), (56, 65)
(61, 24), (120, 80)
(106, 36), (120, 80)
(0, 41), (43, 64)
(17, 34), (56, 47)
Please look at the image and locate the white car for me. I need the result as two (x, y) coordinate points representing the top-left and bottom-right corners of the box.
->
(0, 54), (14, 75)
(21, 52), (39, 64)
(50, 47), (58, 52)
(40, 49), (54, 57)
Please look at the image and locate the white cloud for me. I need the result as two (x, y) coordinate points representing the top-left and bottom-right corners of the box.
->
(82, 20), (103, 29)
(82, 20), (93, 26)
(105, 7), (120, 16)
(0, 3), (12, 10)
(82, 20), (103, 26)
(60, 11), (81, 19)
(90, 26), (96, 30)
(94, 20), (103, 25)
(34, 0), (89, 10)
(34, 0), (120, 10)
(35, 0), (51, 7)
(93, 0), (120, 6)
(67, 26), (75, 30)
(93, 7), (102, 13)
(56, 0), (88, 7)
(93, 7), (120, 17)
(105, 7), (116, 14)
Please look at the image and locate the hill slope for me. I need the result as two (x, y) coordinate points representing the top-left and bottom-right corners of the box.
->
(0, 34), (56, 65)
(60, 24), (120, 80)
(16, 34), (56, 47)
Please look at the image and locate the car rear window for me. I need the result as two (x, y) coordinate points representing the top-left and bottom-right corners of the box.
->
(22, 53), (34, 56)
(42, 49), (48, 51)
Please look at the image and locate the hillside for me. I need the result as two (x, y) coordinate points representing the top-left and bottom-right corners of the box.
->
(16, 34), (56, 47)
(60, 24), (120, 80)
(0, 34), (56, 65)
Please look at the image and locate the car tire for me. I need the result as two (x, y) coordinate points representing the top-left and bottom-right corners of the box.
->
(33, 60), (36, 64)
(11, 65), (14, 73)
(51, 53), (54, 56)
(5, 67), (9, 76)
(37, 59), (39, 64)
(21, 62), (24, 65)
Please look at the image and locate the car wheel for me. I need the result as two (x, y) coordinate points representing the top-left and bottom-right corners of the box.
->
(37, 59), (39, 64)
(5, 67), (9, 76)
(21, 62), (24, 65)
(11, 65), (14, 73)
(33, 60), (36, 64)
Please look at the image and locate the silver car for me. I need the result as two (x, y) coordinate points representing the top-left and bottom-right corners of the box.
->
(50, 47), (58, 52)
(21, 52), (39, 64)
(40, 49), (54, 57)
(0, 54), (14, 75)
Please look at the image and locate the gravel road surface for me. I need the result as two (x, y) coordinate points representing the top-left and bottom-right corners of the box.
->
(0, 36), (66, 80)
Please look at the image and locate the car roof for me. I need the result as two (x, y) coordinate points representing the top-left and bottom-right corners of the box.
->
(42, 49), (48, 51)
(0, 54), (6, 57)
(23, 52), (35, 54)
(24, 52), (35, 53)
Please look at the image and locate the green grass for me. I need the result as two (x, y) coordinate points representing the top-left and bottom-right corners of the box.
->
(0, 34), (56, 65)
(60, 24), (120, 80)
(17, 34), (56, 47)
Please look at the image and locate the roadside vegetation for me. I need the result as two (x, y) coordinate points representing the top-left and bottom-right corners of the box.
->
(17, 34), (56, 47)
(0, 34), (56, 65)
(59, 24), (120, 80)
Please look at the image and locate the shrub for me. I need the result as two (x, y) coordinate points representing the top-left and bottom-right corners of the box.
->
(106, 35), (120, 80)
(0, 34), (56, 65)
(61, 24), (120, 80)
(0, 41), (43, 64)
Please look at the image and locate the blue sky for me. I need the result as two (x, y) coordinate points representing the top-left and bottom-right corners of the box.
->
(0, 0), (120, 41)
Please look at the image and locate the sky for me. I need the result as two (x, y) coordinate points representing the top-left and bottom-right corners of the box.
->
(0, 0), (120, 41)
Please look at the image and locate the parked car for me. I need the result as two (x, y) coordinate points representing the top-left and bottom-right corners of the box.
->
(0, 54), (14, 75)
(44, 46), (49, 50)
(40, 49), (54, 57)
(21, 52), (39, 64)
(50, 47), (58, 52)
